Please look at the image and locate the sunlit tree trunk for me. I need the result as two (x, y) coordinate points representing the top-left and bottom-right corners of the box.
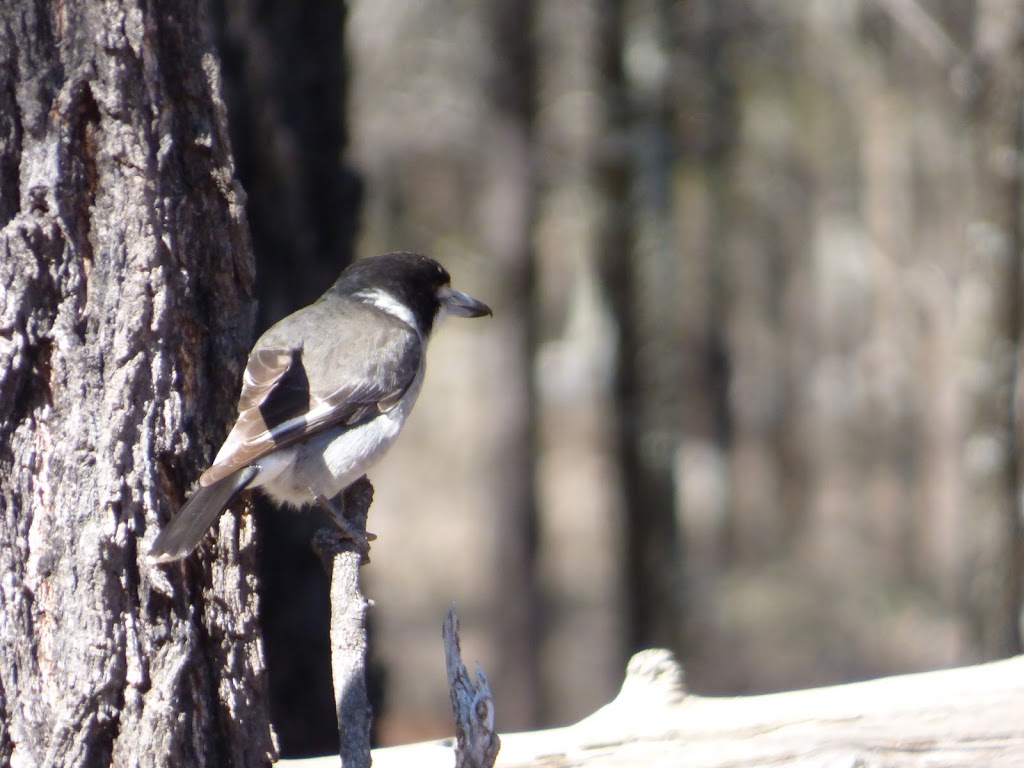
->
(0, 1), (274, 764)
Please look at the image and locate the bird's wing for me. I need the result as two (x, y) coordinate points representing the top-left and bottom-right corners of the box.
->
(200, 306), (422, 486)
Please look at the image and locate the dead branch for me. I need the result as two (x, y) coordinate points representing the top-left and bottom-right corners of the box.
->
(443, 606), (501, 768)
(312, 476), (376, 768)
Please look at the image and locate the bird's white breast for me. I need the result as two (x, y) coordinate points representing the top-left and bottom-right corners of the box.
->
(253, 366), (424, 506)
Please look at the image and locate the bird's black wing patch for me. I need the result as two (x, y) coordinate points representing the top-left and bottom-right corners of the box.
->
(255, 349), (311, 431)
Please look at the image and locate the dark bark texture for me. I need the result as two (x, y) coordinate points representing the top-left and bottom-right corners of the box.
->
(0, 1), (274, 766)
(212, 0), (361, 328)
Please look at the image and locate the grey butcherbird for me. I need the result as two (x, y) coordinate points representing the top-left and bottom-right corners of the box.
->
(148, 252), (492, 563)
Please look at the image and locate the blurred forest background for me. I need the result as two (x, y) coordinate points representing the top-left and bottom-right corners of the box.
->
(213, 0), (1024, 757)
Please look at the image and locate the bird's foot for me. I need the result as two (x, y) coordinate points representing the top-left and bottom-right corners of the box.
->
(313, 488), (375, 563)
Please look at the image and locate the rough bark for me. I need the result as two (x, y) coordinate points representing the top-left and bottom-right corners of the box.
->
(0, 1), (274, 765)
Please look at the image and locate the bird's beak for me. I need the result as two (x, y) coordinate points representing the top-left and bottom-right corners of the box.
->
(440, 286), (492, 318)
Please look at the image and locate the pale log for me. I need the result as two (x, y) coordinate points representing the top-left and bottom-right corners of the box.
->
(284, 650), (1024, 768)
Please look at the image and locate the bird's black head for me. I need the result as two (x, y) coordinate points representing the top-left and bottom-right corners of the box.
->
(331, 252), (491, 335)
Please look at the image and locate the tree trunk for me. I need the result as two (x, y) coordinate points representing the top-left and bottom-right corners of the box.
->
(482, 0), (543, 731)
(0, 1), (274, 765)
(594, 0), (686, 659)
(969, 0), (1024, 658)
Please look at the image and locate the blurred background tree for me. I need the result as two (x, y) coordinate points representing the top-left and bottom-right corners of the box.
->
(212, 0), (1024, 755)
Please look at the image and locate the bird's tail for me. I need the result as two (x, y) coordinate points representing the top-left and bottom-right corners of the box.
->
(147, 465), (258, 563)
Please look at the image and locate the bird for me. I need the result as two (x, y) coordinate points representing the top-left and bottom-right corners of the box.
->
(148, 252), (492, 563)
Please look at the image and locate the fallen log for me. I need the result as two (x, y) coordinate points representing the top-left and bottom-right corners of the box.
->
(285, 649), (1024, 767)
